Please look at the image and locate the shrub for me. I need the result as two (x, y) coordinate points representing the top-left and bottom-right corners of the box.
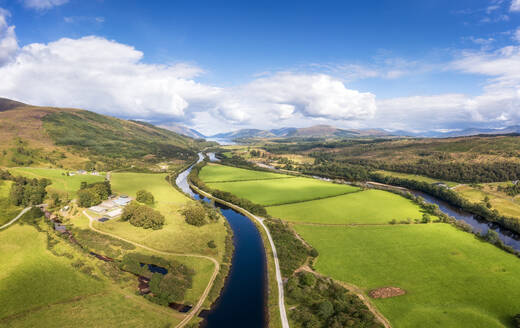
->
(181, 202), (207, 226)
(121, 201), (165, 230)
(207, 240), (216, 248)
(136, 190), (155, 205)
(514, 314), (520, 328)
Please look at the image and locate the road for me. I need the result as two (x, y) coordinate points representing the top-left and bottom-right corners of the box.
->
(83, 210), (219, 328)
(190, 183), (290, 328)
(0, 207), (32, 230)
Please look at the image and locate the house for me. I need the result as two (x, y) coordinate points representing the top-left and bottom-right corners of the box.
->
(54, 223), (67, 233)
(432, 182), (448, 188)
(91, 171), (100, 176)
(89, 205), (106, 214)
(99, 200), (117, 210)
(77, 170), (87, 175)
(513, 180), (519, 185)
(68, 172), (75, 176)
(106, 208), (123, 218)
(114, 195), (131, 206)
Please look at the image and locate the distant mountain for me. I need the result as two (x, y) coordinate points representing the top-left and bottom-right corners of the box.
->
(392, 126), (520, 138)
(211, 125), (394, 140)
(160, 122), (206, 139)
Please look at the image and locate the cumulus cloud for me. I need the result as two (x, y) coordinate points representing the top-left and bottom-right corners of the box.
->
(511, 0), (520, 12)
(0, 9), (18, 66)
(0, 18), (375, 133)
(21, 0), (68, 10)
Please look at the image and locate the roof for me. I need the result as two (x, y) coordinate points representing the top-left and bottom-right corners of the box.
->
(54, 223), (67, 232)
(114, 197), (131, 206)
(89, 205), (106, 213)
(106, 208), (123, 218)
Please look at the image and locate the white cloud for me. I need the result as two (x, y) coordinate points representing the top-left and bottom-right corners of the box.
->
(0, 9), (18, 66)
(514, 27), (520, 42)
(21, 0), (68, 10)
(511, 0), (520, 12)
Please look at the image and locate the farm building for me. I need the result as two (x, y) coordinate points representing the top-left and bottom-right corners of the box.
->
(114, 195), (131, 206)
(106, 208), (123, 218)
(54, 223), (67, 233)
(89, 205), (106, 214)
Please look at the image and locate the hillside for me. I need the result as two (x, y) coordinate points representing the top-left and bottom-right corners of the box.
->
(0, 98), (201, 170)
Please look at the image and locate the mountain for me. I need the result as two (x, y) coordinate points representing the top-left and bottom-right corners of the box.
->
(159, 122), (206, 139)
(391, 126), (520, 138)
(0, 97), (201, 169)
(211, 125), (394, 140)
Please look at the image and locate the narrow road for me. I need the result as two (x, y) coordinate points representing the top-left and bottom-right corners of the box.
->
(190, 184), (290, 328)
(0, 207), (32, 230)
(83, 210), (219, 328)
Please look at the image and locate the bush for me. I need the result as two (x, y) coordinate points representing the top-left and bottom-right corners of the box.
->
(181, 202), (207, 226)
(136, 190), (154, 205)
(514, 314), (520, 328)
(121, 201), (165, 229)
(77, 181), (111, 207)
(207, 240), (216, 248)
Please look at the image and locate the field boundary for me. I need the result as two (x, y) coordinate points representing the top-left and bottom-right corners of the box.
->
(204, 176), (296, 183)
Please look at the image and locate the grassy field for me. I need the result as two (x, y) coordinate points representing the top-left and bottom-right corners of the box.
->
(375, 170), (459, 187)
(0, 180), (22, 226)
(0, 223), (179, 327)
(455, 184), (520, 218)
(267, 189), (428, 224)
(199, 163), (291, 182)
(95, 172), (227, 258)
(294, 223), (520, 328)
(9, 167), (105, 195)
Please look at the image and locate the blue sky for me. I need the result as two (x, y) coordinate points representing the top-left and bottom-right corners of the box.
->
(0, 0), (520, 134)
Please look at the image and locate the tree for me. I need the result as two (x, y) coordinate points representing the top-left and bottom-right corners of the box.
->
(181, 202), (207, 226)
(121, 201), (165, 229)
(513, 314), (520, 328)
(422, 213), (432, 223)
(207, 240), (216, 248)
(136, 190), (154, 205)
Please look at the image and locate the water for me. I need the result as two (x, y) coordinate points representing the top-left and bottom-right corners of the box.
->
(176, 154), (267, 328)
(410, 190), (520, 251)
(140, 263), (168, 275)
(207, 152), (220, 162)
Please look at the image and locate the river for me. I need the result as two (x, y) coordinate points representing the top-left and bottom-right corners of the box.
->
(176, 154), (267, 328)
(409, 190), (520, 251)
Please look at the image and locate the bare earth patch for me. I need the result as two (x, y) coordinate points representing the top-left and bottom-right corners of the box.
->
(369, 287), (406, 299)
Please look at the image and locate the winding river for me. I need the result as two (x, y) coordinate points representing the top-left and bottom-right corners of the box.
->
(176, 154), (267, 328)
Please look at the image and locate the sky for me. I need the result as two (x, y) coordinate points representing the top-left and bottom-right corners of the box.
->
(0, 0), (520, 135)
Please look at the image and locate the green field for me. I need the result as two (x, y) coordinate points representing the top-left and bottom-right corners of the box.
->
(375, 170), (459, 187)
(9, 167), (105, 195)
(0, 180), (21, 226)
(267, 189), (428, 224)
(206, 177), (359, 206)
(0, 223), (179, 327)
(95, 172), (227, 258)
(199, 163), (291, 182)
(294, 224), (520, 328)
(455, 184), (520, 219)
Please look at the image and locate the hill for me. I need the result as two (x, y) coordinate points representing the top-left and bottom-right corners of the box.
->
(159, 122), (206, 139)
(0, 97), (202, 170)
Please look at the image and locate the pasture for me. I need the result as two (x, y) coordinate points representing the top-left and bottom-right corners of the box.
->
(0, 223), (179, 327)
(99, 172), (227, 258)
(455, 184), (520, 219)
(294, 223), (520, 328)
(205, 176), (359, 206)
(267, 189), (428, 224)
(199, 164), (290, 182)
(0, 180), (21, 226)
(9, 167), (105, 195)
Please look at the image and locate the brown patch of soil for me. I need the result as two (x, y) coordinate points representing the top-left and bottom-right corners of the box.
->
(369, 287), (406, 299)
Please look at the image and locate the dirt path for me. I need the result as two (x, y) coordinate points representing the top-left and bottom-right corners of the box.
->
(83, 211), (219, 328)
(190, 184), (290, 328)
(295, 265), (392, 328)
(0, 207), (32, 230)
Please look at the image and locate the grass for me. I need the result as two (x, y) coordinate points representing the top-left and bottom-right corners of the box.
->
(0, 223), (180, 327)
(375, 170), (459, 187)
(9, 167), (105, 195)
(0, 180), (21, 226)
(199, 163), (291, 182)
(294, 223), (520, 328)
(455, 184), (520, 218)
(95, 172), (227, 258)
(267, 189), (428, 224)
(205, 174), (359, 206)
